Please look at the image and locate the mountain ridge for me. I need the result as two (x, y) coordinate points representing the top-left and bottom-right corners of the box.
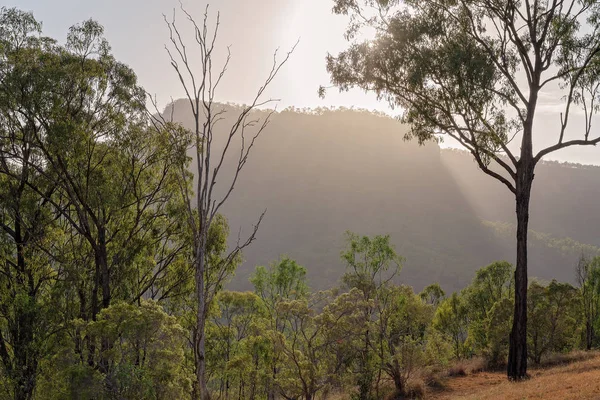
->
(165, 100), (600, 292)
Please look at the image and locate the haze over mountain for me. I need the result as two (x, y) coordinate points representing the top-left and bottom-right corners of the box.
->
(166, 100), (600, 293)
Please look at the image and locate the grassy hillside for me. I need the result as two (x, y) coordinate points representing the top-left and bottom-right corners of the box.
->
(166, 100), (600, 292)
(428, 351), (600, 400)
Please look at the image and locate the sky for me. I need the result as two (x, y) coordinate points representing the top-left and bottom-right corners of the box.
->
(5, 0), (600, 165)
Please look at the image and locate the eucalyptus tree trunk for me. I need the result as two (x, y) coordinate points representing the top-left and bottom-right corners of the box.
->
(508, 105), (536, 380)
(508, 177), (532, 380)
(586, 321), (594, 351)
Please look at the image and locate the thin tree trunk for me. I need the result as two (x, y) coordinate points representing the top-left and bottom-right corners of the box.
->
(12, 300), (37, 400)
(11, 220), (37, 400)
(585, 317), (593, 350)
(391, 367), (404, 397)
(97, 233), (111, 374)
(98, 229), (110, 310)
(508, 168), (533, 380)
(249, 351), (258, 400)
(268, 365), (276, 400)
(195, 239), (210, 400)
(13, 295), (38, 400)
(358, 327), (372, 400)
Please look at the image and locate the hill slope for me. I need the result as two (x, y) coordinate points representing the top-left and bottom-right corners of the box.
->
(167, 101), (600, 292)
(429, 352), (600, 400)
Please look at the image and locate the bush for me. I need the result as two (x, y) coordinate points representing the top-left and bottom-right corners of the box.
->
(447, 356), (487, 377)
(420, 366), (446, 389)
(484, 298), (513, 369)
(405, 377), (426, 399)
(539, 350), (596, 368)
(384, 377), (426, 400)
(36, 300), (193, 400)
(447, 364), (467, 377)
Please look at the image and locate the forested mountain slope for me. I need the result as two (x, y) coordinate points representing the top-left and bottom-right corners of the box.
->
(167, 100), (600, 292)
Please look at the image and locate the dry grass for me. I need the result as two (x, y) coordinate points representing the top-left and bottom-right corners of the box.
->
(536, 349), (595, 368)
(322, 392), (349, 400)
(321, 353), (600, 399)
(428, 351), (600, 400)
(447, 357), (487, 377)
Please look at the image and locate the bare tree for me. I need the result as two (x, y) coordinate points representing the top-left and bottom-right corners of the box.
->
(151, 4), (296, 399)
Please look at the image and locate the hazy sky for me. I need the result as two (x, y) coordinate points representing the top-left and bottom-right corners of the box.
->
(6, 0), (600, 165)
(6, 0), (383, 110)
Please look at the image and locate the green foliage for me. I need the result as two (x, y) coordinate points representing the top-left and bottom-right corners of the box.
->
(0, 7), (191, 399)
(92, 300), (192, 399)
(206, 291), (269, 399)
(375, 285), (433, 397)
(431, 261), (515, 367)
(577, 255), (600, 350)
(275, 289), (367, 400)
(528, 280), (579, 364)
(342, 232), (397, 399)
(466, 261), (514, 320)
(433, 292), (470, 360)
(249, 257), (309, 398)
(424, 329), (453, 368)
(420, 283), (446, 307)
(341, 232), (403, 296)
(484, 298), (513, 369)
(37, 300), (192, 400)
(251, 256), (309, 307)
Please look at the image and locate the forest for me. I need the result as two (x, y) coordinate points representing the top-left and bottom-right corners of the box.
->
(2, 0), (600, 399)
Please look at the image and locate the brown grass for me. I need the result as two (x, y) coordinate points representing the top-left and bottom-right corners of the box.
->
(447, 357), (487, 377)
(428, 351), (600, 400)
(537, 349), (595, 368)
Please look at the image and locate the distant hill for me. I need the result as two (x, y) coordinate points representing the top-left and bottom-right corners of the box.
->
(165, 100), (600, 293)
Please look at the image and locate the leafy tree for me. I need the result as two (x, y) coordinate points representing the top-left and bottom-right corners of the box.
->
(11, 16), (146, 326)
(420, 283), (446, 307)
(467, 261), (514, 320)
(423, 329), (453, 369)
(250, 256), (308, 400)
(274, 289), (366, 400)
(0, 8), (189, 383)
(0, 9), (64, 399)
(374, 285), (432, 398)
(340, 232), (402, 400)
(39, 300), (192, 400)
(433, 292), (470, 360)
(341, 232), (402, 297)
(528, 280), (578, 363)
(485, 298), (513, 368)
(432, 262), (514, 364)
(207, 290), (267, 400)
(323, 0), (600, 380)
(464, 261), (514, 354)
(576, 254), (600, 350)
(251, 257), (309, 312)
(0, 8), (195, 396)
